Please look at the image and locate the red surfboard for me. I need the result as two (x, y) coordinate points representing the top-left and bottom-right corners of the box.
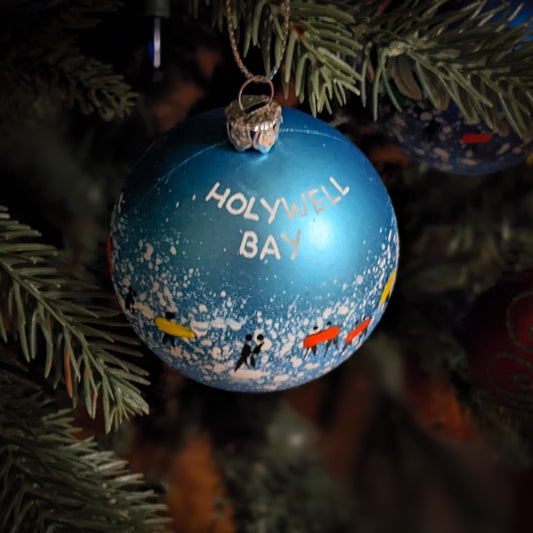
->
(344, 317), (372, 344)
(303, 325), (341, 348)
(462, 133), (492, 144)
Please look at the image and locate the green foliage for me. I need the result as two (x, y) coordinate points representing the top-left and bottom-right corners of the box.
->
(224, 454), (354, 533)
(191, 0), (533, 140)
(215, 405), (355, 533)
(282, 1), (362, 115)
(201, 0), (361, 115)
(0, 0), (137, 122)
(0, 206), (150, 432)
(0, 351), (167, 533)
(369, 0), (533, 140)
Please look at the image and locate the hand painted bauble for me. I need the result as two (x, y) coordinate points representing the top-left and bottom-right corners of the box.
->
(380, 0), (533, 175)
(462, 270), (533, 413)
(381, 98), (533, 175)
(110, 108), (399, 392)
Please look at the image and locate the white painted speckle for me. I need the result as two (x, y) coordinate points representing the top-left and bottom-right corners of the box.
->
(227, 318), (244, 331)
(322, 308), (333, 320)
(135, 302), (155, 319)
(144, 243), (154, 261)
(211, 347), (224, 360)
(291, 357), (302, 369)
(433, 147), (449, 161)
(211, 317), (226, 329)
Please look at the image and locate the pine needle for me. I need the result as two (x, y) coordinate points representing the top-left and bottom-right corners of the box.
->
(0, 352), (167, 533)
(194, 0), (533, 139)
(0, 0), (137, 122)
(0, 206), (150, 432)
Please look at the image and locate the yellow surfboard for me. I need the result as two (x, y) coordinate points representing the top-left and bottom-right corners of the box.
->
(379, 269), (396, 306)
(155, 317), (197, 339)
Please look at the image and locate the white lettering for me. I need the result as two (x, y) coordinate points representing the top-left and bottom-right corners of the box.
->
(281, 230), (301, 260)
(260, 235), (281, 260)
(205, 182), (230, 208)
(260, 198), (281, 224)
(321, 185), (341, 206)
(226, 192), (247, 215)
(243, 196), (260, 221)
(239, 231), (258, 258)
(329, 176), (349, 196)
(281, 194), (308, 220)
(308, 189), (326, 214)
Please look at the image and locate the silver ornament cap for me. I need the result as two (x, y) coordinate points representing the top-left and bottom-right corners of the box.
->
(225, 77), (283, 154)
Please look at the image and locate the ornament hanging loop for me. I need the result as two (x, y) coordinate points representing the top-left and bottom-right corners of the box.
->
(238, 75), (274, 112)
(224, 0), (290, 153)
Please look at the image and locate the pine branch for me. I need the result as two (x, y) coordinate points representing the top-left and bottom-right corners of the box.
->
(202, 0), (361, 115)
(193, 0), (533, 139)
(368, 0), (533, 140)
(0, 0), (137, 121)
(0, 350), (168, 533)
(0, 206), (150, 432)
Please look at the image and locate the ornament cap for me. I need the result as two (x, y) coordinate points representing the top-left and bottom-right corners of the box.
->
(225, 80), (282, 154)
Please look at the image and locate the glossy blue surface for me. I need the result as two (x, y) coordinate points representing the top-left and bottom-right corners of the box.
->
(111, 108), (399, 392)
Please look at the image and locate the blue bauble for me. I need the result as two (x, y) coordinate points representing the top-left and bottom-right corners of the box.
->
(381, 0), (533, 176)
(110, 108), (399, 392)
(448, 0), (533, 28)
(382, 98), (533, 175)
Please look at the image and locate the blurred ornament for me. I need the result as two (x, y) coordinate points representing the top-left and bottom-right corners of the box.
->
(462, 269), (533, 413)
(449, 0), (533, 28)
(381, 98), (533, 175)
(110, 107), (399, 392)
(404, 354), (476, 440)
(165, 435), (234, 533)
(380, 0), (533, 175)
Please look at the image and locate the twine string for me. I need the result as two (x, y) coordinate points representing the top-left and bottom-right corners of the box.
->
(225, 0), (290, 83)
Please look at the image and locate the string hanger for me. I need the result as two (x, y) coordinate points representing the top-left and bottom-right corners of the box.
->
(225, 0), (290, 82)
(224, 0), (291, 153)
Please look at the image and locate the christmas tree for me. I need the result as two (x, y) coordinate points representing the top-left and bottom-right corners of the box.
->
(2, 0), (533, 531)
